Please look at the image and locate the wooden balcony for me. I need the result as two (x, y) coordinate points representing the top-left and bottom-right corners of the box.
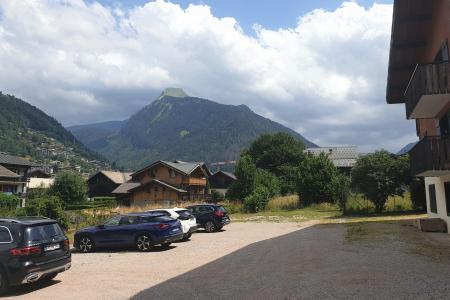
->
(182, 177), (207, 186)
(410, 136), (450, 176)
(404, 61), (450, 119)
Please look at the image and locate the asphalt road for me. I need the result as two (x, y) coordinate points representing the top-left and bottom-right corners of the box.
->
(131, 221), (450, 300)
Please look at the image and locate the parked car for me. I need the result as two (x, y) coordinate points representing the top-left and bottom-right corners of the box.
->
(0, 217), (71, 295)
(146, 208), (198, 240)
(186, 204), (230, 232)
(74, 213), (184, 253)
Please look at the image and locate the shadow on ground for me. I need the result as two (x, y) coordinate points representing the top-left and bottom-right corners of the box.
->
(131, 219), (450, 300)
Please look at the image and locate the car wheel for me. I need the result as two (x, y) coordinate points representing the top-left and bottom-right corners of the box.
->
(40, 272), (58, 282)
(184, 233), (192, 240)
(0, 269), (8, 296)
(78, 236), (94, 253)
(136, 234), (152, 252)
(204, 221), (216, 233)
(161, 242), (171, 249)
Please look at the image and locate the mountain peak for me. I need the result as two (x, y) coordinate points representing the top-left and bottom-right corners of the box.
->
(158, 88), (189, 99)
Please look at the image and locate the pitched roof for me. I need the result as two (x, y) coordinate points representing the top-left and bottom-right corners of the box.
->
(98, 171), (132, 184)
(132, 160), (207, 177)
(0, 153), (39, 167)
(305, 146), (359, 168)
(112, 182), (141, 194)
(129, 179), (187, 193)
(0, 165), (20, 178)
(212, 170), (236, 180)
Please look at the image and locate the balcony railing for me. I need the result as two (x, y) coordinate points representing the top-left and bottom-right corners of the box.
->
(410, 136), (450, 176)
(404, 61), (450, 119)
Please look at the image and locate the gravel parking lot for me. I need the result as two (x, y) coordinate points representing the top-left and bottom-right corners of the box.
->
(4, 220), (450, 300)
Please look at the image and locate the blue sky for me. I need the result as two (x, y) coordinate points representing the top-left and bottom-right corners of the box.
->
(97, 0), (393, 34)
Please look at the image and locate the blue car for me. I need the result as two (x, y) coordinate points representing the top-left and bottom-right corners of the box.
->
(74, 213), (183, 252)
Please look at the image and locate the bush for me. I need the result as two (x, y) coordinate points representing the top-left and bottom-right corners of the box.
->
(51, 171), (87, 207)
(244, 186), (271, 213)
(0, 194), (19, 216)
(23, 196), (69, 230)
(221, 201), (244, 214)
(297, 153), (342, 207)
(253, 168), (280, 198)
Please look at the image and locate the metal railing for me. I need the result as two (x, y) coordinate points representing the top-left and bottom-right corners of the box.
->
(404, 61), (450, 118)
(410, 135), (450, 175)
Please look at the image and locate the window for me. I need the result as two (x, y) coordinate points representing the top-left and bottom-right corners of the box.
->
(104, 216), (121, 227)
(0, 226), (13, 243)
(119, 216), (138, 225)
(148, 169), (156, 177)
(25, 223), (64, 243)
(445, 182), (450, 216)
(169, 169), (176, 178)
(429, 184), (437, 214)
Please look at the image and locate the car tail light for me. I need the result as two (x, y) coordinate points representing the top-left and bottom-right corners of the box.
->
(10, 246), (42, 256)
(154, 224), (170, 230)
(214, 210), (224, 217)
(64, 239), (70, 248)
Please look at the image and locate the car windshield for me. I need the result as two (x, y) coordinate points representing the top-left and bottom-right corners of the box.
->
(25, 223), (64, 243)
(104, 216), (121, 226)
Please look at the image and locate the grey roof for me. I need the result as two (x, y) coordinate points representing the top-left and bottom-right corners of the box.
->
(127, 179), (187, 193)
(305, 146), (358, 168)
(132, 160), (206, 177)
(0, 165), (20, 178)
(112, 182), (141, 194)
(0, 153), (39, 167)
(96, 171), (132, 184)
(212, 170), (236, 180)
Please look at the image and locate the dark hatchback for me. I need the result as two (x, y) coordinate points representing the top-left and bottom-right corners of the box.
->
(186, 204), (230, 232)
(0, 217), (71, 295)
(74, 213), (184, 253)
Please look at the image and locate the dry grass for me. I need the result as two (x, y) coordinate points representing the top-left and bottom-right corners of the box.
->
(266, 195), (299, 211)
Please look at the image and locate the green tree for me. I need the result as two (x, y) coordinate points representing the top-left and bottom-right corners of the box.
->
(296, 152), (341, 207)
(226, 155), (257, 200)
(50, 171), (87, 206)
(351, 150), (410, 213)
(253, 168), (280, 198)
(246, 133), (305, 194)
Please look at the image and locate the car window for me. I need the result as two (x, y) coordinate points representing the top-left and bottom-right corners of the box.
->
(119, 216), (139, 225)
(200, 206), (214, 212)
(152, 210), (170, 216)
(187, 207), (198, 213)
(0, 226), (13, 243)
(175, 210), (192, 218)
(24, 223), (64, 243)
(217, 206), (227, 213)
(104, 216), (121, 226)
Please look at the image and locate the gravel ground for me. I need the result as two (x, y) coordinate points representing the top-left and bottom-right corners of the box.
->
(3, 222), (305, 300)
(4, 220), (450, 300)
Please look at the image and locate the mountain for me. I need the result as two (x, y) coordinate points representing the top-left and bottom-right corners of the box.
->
(396, 142), (417, 156)
(69, 88), (317, 170)
(0, 92), (108, 173)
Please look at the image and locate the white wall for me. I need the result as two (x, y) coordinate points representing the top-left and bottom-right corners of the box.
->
(424, 175), (450, 233)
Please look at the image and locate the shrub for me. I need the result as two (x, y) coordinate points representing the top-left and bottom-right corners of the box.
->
(244, 186), (271, 213)
(253, 168), (280, 198)
(23, 196), (69, 230)
(221, 201), (244, 214)
(297, 153), (342, 207)
(0, 194), (19, 216)
(226, 155), (257, 200)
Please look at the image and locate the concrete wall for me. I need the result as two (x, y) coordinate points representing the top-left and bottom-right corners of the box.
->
(424, 175), (450, 233)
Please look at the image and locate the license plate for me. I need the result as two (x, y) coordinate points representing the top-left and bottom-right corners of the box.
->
(44, 243), (60, 252)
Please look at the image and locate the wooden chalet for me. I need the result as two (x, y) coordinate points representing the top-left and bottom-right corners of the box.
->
(112, 160), (211, 206)
(88, 171), (132, 197)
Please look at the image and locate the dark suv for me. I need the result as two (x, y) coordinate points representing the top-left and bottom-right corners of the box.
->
(186, 204), (230, 232)
(0, 217), (71, 295)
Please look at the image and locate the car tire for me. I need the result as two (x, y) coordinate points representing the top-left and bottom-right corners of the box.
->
(161, 242), (171, 249)
(78, 235), (94, 253)
(136, 234), (153, 252)
(183, 233), (192, 240)
(41, 272), (58, 282)
(204, 221), (216, 233)
(0, 268), (8, 296)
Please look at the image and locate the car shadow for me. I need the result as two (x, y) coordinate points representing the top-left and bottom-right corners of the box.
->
(2, 279), (61, 297)
(70, 244), (176, 254)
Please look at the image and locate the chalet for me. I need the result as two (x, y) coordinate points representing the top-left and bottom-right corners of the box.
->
(386, 0), (450, 232)
(209, 171), (236, 196)
(112, 160), (211, 206)
(0, 153), (38, 195)
(27, 169), (54, 189)
(305, 146), (359, 175)
(88, 171), (132, 198)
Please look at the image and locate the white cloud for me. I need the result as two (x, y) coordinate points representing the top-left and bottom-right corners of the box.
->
(0, 0), (415, 152)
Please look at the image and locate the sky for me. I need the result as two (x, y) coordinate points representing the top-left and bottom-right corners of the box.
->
(0, 0), (416, 153)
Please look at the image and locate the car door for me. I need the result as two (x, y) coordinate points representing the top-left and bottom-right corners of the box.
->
(197, 206), (214, 225)
(117, 216), (140, 246)
(94, 216), (123, 246)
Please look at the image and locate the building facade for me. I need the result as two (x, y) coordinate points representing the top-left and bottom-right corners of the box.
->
(386, 0), (450, 231)
(88, 171), (131, 198)
(0, 153), (38, 196)
(113, 160), (211, 206)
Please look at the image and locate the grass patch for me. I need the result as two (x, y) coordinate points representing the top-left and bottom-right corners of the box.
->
(346, 192), (413, 214)
(266, 195), (299, 211)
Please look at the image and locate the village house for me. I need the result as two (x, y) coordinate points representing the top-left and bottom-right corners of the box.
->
(209, 170), (236, 196)
(386, 0), (450, 232)
(88, 170), (132, 198)
(0, 152), (38, 195)
(305, 146), (359, 175)
(112, 160), (211, 206)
